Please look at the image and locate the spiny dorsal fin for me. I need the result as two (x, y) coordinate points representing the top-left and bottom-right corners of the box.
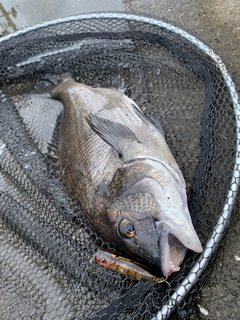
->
(86, 114), (139, 156)
(131, 103), (165, 137)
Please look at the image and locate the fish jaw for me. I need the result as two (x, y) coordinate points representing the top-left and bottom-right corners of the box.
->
(154, 192), (203, 276)
(154, 200), (203, 276)
(156, 219), (203, 276)
(156, 222), (187, 276)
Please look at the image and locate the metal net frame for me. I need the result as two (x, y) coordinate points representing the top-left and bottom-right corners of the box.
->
(0, 12), (240, 320)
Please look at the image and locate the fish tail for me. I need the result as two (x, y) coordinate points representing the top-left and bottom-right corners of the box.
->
(50, 77), (75, 101)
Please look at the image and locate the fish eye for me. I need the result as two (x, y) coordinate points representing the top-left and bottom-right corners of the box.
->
(119, 219), (136, 238)
(101, 258), (107, 264)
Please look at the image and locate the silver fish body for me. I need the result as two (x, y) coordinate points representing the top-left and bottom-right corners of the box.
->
(51, 78), (202, 276)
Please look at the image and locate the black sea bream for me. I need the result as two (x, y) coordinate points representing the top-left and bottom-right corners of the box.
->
(51, 78), (203, 276)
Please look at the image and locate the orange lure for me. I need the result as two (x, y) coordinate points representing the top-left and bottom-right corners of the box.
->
(95, 250), (165, 282)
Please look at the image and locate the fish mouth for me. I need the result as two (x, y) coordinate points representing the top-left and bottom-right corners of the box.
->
(161, 232), (187, 276)
(156, 222), (188, 276)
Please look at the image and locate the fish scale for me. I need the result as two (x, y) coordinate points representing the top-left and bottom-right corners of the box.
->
(59, 89), (121, 187)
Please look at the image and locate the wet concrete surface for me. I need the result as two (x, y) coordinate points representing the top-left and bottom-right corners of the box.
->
(0, 0), (240, 319)
(0, 0), (125, 34)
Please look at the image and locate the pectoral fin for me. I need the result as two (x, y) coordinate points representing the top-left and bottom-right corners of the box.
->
(86, 114), (139, 156)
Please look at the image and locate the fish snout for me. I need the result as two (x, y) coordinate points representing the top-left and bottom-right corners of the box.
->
(170, 222), (203, 253)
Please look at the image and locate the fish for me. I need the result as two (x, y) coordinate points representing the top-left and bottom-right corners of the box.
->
(95, 249), (164, 282)
(51, 78), (203, 277)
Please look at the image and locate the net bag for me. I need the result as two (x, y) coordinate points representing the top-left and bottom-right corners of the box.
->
(0, 12), (239, 320)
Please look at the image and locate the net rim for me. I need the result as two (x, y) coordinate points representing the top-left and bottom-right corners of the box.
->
(1, 11), (240, 319)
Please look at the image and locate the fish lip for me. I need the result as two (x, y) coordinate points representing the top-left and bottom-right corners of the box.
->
(156, 222), (187, 276)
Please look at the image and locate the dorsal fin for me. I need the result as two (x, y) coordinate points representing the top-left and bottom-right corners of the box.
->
(131, 103), (165, 137)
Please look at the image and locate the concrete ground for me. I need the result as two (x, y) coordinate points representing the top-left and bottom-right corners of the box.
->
(0, 0), (239, 319)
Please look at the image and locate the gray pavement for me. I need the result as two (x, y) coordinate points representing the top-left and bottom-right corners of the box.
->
(0, 0), (239, 319)
(0, 0), (125, 34)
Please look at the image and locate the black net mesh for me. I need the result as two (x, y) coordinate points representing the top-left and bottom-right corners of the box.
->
(0, 12), (239, 320)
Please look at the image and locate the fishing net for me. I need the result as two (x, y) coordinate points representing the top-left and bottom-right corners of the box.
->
(0, 12), (239, 320)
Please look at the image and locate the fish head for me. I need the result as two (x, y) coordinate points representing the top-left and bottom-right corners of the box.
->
(107, 164), (203, 277)
(107, 198), (161, 269)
